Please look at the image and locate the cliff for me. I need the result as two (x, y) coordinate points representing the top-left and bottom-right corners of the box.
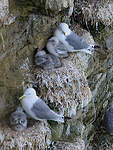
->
(0, 0), (113, 149)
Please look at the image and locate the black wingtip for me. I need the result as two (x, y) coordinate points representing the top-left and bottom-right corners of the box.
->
(94, 45), (101, 49)
(64, 116), (72, 121)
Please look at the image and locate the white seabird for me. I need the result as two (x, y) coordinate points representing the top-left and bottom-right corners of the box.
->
(54, 23), (100, 55)
(19, 88), (66, 123)
(46, 36), (68, 58)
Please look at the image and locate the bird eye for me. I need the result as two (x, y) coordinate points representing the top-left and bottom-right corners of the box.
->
(20, 120), (25, 124)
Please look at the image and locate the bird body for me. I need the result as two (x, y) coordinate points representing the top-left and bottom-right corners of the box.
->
(21, 95), (37, 120)
(65, 31), (89, 50)
(46, 36), (68, 58)
(20, 88), (65, 123)
(35, 50), (47, 65)
(54, 23), (100, 55)
(35, 50), (61, 70)
(10, 107), (27, 131)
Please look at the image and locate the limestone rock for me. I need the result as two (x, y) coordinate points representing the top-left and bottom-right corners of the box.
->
(106, 33), (113, 51)
(32, 50), (92, 141)
(0, 130), (4, 146)
(0, 0), (113, 149)
(0, 121), (51, 149)
(103, 105), (113, 135)
(34, 54), (92, 112)
(44, 0), (74, 12)
(97, 1), (113, 26)
(0, 14), (62, 120)
(55, 138), (85, 150)
(11, 0), (74, 16)
(74, 0), (113, 27)
(0, 0), (16, 25)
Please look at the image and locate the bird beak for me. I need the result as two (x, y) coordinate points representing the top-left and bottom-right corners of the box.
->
(63, 31), (66, 36)
(19, 95), (25, 100)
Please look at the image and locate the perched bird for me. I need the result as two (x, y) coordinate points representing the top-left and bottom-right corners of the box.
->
(19, 88), (70, 123)
(103, 106), (113, 135)
(46, 36), (68, 58)
(35, 50), (61, 70)
(54, 23), (100, 55)
(10, 107), (27, 131)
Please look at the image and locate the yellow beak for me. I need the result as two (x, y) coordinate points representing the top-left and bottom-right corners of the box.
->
(63, 31), (66, 36)
(19, 95), (25, 100)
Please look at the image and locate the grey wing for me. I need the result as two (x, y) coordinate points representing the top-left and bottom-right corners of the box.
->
(55, 41), (68, 57)
(38, 54), (61, 69)
(50, 55), (61, 68)
(35, 56), (47, 66)
(66, 31), (89, 49)
(41, 54), (55, 70)
(31, 99), (58, 120)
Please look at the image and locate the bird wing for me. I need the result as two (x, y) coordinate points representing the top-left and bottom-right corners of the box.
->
(49, 55), (61, 68)
(41, 54), (56, 69)
(65, 31), (89, 50)
(55, 41), (68, 57)
(35, 56), (48, 65)
(56, 41), (68, 52)
(31, 98), (59, 120)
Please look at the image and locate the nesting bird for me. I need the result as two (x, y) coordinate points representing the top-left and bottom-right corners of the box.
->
(19, 88), (70, 123)
(35, 50), (61, 70)
(54, 23), (100, 55)
(46, 36), (68, 58)
(10, 107), (27, 131)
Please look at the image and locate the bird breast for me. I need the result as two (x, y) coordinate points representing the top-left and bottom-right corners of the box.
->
(54, 29), (66, 41)
(21, 97), (36, 117)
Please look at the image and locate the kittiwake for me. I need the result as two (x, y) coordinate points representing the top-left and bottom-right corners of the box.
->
(46, 36), (68, 58)
(54, 23), (100, 55)
(10, 106), (27, 131)
(19, 88), (71, 122)
(35, 50), (61, 70)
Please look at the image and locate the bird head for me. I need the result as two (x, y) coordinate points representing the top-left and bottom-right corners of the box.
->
(58, 23), (70, 36)
(49, 37), (58, 45)
(19, 88), (37, 100)
(35, 50), (46, 57)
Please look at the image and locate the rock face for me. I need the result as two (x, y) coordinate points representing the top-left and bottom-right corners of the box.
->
(0, 0), (113, 149)
(0, 122), (51, 149)
(73, 0), (113, 27)
(10, 0), (74, 16)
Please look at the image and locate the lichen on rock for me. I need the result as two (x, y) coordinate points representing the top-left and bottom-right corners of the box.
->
(0, 122), (51, 149)
(0, 0), (113, 149)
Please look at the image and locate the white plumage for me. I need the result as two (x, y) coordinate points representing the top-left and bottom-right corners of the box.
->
(46, 36), (68, 58)
(20, 88), (65, 123)
(54, 23), (100, 55)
